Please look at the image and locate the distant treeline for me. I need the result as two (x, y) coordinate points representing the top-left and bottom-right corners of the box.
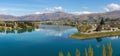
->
(0, 21), (39, 30)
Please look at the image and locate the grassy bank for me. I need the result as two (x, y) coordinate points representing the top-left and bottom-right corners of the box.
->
(69, 31), (120, 40)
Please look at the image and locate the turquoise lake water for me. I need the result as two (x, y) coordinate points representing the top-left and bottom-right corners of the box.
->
(0, 24), (120, 56)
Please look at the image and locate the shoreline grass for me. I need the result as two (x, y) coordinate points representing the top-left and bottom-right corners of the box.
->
(69, 31), (120, 40)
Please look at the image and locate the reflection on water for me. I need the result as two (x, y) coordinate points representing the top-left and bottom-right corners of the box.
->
(109, 36), (119, 40)
(40, 24), (75, 31)
(0, 24), (76, 34)
(0, 24), (78, 42)
(0, 24), (120, 56)
(0, 28), (35, 34)
(96, 38), (102, 43)
(96, 38), (102, 48)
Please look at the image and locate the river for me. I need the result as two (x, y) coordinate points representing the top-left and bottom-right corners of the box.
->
(0, 24), (120, 56)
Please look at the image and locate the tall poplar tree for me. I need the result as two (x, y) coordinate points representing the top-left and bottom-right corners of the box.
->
(102, 45), (106, 56)
(76, 48), (80, 56)
(84, 48), (88, 56)
(67, 51), (71, 56)
(59, 51), (64, 56)
(107, 43), (112, 56)
(88, 45), (93, 56)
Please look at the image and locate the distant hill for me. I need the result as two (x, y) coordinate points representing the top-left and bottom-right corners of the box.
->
(0, 15), (17, 21)
(19, 12), (76, 21)
(0, 10), (120, 21)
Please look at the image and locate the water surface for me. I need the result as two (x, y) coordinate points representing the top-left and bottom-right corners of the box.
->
(0, 24), (120, 56)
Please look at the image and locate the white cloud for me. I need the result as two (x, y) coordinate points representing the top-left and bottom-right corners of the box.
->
(35, 6), (64, 14)
(45, 6), (63, 12)
(104, 3), (120, 11)
(35, 12), (43, 14)
(71, 11), (97, 15)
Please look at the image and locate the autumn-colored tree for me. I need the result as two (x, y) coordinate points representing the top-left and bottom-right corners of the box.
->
(88, 45), (93, 56)
(76, 48), (80, 56)
(59, 51), (64, 56)
(77, 24), (92, 32)
(67, 51), (71, 56)
(84, 48), (88, 56)
(102, 45), (106, 56)
(107, 42), (112, 56)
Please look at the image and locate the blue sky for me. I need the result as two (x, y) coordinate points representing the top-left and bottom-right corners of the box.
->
(0, 0), (120, 15)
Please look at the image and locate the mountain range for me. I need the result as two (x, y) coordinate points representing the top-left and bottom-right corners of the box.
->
(0, 10), (120, 21)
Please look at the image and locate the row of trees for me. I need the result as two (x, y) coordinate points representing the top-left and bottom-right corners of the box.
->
(59, 43), (112, 56)
(0, 21), (39, 30)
